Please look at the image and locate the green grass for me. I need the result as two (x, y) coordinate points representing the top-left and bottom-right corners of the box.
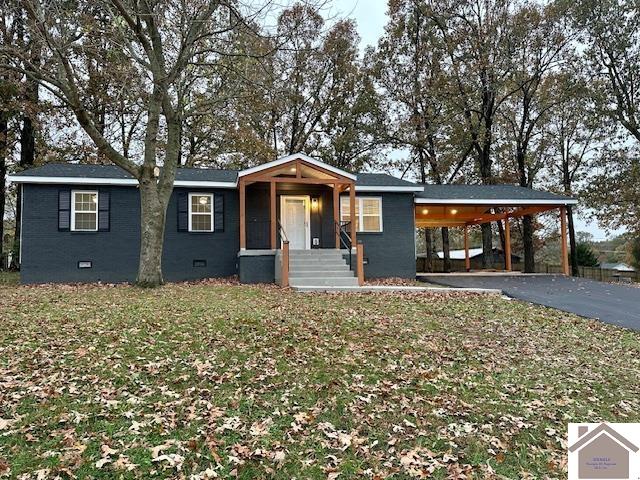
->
(1, 280), (639, 479)
(0, 271), (19, 285)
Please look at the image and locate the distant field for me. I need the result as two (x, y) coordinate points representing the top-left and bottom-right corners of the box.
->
(1, 281), (639, 479)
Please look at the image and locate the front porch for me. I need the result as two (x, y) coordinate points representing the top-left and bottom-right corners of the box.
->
(237, 154), (365, 286)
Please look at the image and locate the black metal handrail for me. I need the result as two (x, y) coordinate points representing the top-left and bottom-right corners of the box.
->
(277, 220), (289, 244)
(335, 220), (353, 270)
(277, 220), (290, 286)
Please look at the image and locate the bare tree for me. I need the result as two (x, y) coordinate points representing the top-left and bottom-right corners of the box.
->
(374, 0), (469, 272)
(0, 0), (273, 286)
(427, 0), (520, 268)
(573, 0), (640, 143)
(546, 77), (608, 275)
(499, 3), (570, 272)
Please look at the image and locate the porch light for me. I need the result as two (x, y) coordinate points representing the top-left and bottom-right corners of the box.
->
(290, 167), (296, 173)
(421, 208), (429, 214)
(311, 198), (319, 211)
(450, 208), (458, 215)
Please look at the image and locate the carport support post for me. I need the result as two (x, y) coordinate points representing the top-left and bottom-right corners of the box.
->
(560, 206), (569, 275)
(504, 216), (512, 271)
(464, 225), (471, 272)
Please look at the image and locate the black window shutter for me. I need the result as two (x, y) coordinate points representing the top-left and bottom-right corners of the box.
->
(177, 192), (188, 232)
(98, 190), (110, 231)
(58, 190), (71, 231)
(214, 193), (224, 232)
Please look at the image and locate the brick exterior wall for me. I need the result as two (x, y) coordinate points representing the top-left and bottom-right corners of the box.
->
(20, 184), (415, 283)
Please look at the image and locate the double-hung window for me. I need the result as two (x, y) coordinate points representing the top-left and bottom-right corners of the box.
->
(189, 193), (214, 232)
(340, 196), (383, 233)
(71, 190), (98, 231)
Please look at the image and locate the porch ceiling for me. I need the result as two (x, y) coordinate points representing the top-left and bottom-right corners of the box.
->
(415, 204), (563, 227)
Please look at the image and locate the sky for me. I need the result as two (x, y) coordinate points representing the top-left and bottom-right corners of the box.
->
(327, 0), (622, 241)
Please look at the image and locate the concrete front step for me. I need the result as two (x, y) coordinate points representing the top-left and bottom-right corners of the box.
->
(289, 258), (347, 265)
(289, 261), (349, 271)
(290, 267), (353, 273)
(289, 249), (349, 254)
(290, 270), (355, 278)
(289, 277), (360, 287)
(289, 255), (346, 260)
(286, 249), (356, 287)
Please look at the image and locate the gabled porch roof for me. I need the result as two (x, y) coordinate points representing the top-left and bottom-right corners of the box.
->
(238, 153), (357, 182)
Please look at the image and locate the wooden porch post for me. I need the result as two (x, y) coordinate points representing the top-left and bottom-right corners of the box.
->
(464, 225), (470, 272)
(333, 184), (340, 249)
(504, 216), (512, 271)
(239, 179), (246, 250)
(356, 242), (364, 285)
(270, 181), (276, 249)
(282, 241), (289, 287)
(560, 206), (569, 275)
(349, 183), (356, 247)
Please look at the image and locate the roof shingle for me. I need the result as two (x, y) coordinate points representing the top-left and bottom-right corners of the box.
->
(13, 163), (419, 188)
(417, 184), (576, 204)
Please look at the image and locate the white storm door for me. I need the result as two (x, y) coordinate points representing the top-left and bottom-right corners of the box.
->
(281, 196), (310, 250)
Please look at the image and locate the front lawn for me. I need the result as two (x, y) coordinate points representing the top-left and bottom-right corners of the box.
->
(1, 281), (639, 479)
(0, 272), (19, 286)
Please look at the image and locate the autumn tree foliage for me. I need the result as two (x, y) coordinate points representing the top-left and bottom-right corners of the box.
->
(0, 0), (285, 285)
(205, 5), (381, 172)
(2, 0), (640, 278)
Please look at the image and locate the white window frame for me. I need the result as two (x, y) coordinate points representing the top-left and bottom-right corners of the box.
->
(188, 193), (214, 232)
(71, 190), (98, 232)
(340, 196), (383, 233)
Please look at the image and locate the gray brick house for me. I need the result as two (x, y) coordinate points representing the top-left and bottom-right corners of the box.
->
(9, 153), (576, 285)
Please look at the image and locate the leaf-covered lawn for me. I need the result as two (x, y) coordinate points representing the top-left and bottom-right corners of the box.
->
(1, 281), (639, 479)
(0, 272), (19, 286)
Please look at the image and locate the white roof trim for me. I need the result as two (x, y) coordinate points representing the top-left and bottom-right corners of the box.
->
(415, 197), (578, 206)
(8, 175), (237, 189)
(174, 180), (236, 188)
(356, 185), (424, 192)
(237, 152), (357, 181)
(8, 175), (138, 185)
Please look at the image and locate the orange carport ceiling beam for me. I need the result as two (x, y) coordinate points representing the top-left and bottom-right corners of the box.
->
(415, 205), (488, 226)
(414, 204), (564, 227)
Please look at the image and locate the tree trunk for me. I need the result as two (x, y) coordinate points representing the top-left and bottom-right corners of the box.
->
(10, 188), (21, 270)
(441, 227), (451, 273)
(136, 178), (168, 287)
(481, 223), (493, 268)
(423, 228), (433, 272)
(522, 215), (535, 273)
(0, 111), (7, 268)
(497, 219), (506, 269)
(12, 42), (39, 269)
(11, 120), (37, 270)
(515, 143), (536, 273)
(567, 205), (578, 276)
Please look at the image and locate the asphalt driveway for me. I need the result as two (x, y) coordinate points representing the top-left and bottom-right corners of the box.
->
(418, 274), (640, 330)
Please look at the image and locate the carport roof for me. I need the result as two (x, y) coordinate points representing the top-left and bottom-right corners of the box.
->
(416, 184), (577, 205)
